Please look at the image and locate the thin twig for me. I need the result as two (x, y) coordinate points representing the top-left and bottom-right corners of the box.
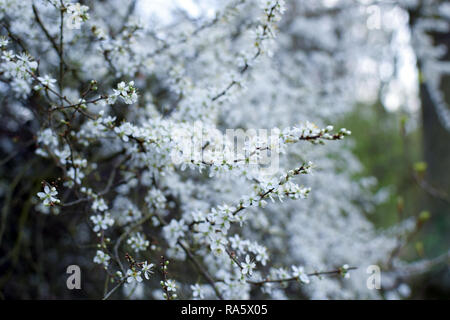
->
(246, 267), (358, 286)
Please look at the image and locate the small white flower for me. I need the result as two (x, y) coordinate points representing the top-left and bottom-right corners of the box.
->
(141, 261), (154, 280)
(241, 255), (256, 276)
(255, 246), (269, 266)
(66, 3), (90, 29)
(0, 37), (8, 48)
(37, 75), (57, 89)
(90, 213), (114, 233)
(229, 234), (245, 253)
(165, 279), (176, 292)
(92, 197), (108, 212)
(191, 284), (205, 299)
(126, 269), (143, 283)
(127, 232), (150, 252)
(277, 267), (290, 280)
(111, 81), (138, 105)
(93, 250), (110, 267)
(209, 233), (228, 256)
(292, 265), (310, 284)
(37, 185), (60, 206)
(66, 166), (85, 185)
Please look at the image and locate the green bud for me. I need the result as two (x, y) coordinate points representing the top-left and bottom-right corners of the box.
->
(419, 210), (430, 222)
(414, 161), (427, 174)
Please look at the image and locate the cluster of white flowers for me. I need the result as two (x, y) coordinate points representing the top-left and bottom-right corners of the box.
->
(254, 0), (286, 54)
(107, 81), (138, 105)
(126, 261), (154, 283)
(0, 49), (37, 98)
(90, 213), (114, 233)
(127, 232), (150, 253)
(280, 123), (352, 145)
(65, 2), (90, 29)
(145, 188), (167, 210)
(0, 0), (433, 300)
(229, 234), (269, 266)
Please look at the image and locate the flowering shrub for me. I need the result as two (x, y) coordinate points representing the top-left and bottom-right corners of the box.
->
(0, 0), (446, 299)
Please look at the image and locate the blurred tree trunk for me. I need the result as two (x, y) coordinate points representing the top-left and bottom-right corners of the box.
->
(409, 2), (450, 299)
(408, 4), (450, 297)
(418, 65), (450, 253)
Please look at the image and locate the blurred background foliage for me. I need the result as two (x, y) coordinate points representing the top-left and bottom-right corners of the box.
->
(339, 101), (450, 299)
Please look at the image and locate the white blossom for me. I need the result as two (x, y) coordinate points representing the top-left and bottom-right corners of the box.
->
(191, 284), (205, 299)
(93, 250), (110, 267)
(37, 185), (60, 206)
(36, 75), (57, 90)
(241, 255), (256, 276)
(141, 261), (154, 280)
(126, 269), (143, 283)
(92, 198), (108, 212)
(90, 213), (114, 233)
(0, 0), (431, 300)
(127, 232), (150, 252)
(165, 279), (177, 292)
(292, 266), (310, 284)
(66, 3), (89, 29)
